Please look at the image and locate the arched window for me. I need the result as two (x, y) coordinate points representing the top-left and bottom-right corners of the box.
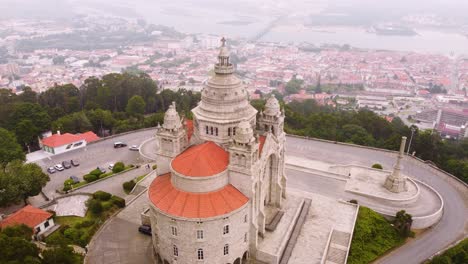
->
(215, 127), (218, 136)
(205, 126), (209, 134)
(233, 127), (236, 135)
(171, 226), (177, 236)
(210, 127), (213, 135)
(271, 126), (275, 134)
(223, 224), (229, 235)
(228, 127), (231, 136)
(224, 244), (229, 255)
(197, 248), (204, 260)
(173, 245), (178, 256)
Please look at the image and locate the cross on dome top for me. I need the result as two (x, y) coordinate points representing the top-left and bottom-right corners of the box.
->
(215, 37), (233, 74)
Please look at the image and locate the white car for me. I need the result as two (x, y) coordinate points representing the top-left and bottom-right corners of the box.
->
(129, 145), (139, 151)
(54, 164), (64, 171)
(108, 163), (115, 170)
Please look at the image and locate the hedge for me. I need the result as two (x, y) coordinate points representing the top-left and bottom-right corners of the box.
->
(93, 191), (111, 201)
(111, 195), (125, 208)
(123, 180), (136, 193)
(84, 174), (98, 183)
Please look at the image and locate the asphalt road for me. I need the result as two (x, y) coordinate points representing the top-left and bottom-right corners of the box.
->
(34, 129), (156, 199)
(285, 136), (468, 264)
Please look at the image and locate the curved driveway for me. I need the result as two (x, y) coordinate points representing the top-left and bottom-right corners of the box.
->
(285, 136), (468, 264)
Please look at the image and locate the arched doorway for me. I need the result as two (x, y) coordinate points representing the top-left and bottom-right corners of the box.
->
(234, 258), (241, 264)
(242, 251), (248, 262)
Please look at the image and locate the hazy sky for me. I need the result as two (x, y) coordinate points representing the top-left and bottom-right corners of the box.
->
(2, 0), (468, 20)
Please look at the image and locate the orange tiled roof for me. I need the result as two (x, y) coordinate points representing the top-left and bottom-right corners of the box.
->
(76, 131), (100, 143)
(42, 131), (100, 147)
(41, 133), (80, 147)
(149, 174), (248, 218)
(259, 135), (266, 156)
(0, 205), (52, 230)
(172, 141), (229, 177)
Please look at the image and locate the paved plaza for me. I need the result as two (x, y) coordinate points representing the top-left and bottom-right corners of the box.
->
(45, 195), (90, 217)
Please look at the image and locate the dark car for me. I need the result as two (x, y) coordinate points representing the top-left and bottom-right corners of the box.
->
(47, 167), (56, 174)
(62, 161), (72, 169)
(138, 225), (152, 236)
(69, 176), (80, 184)
(71, 160), (80, 167)
(97, 166), (106, 173)
(114, 142), (127, 148)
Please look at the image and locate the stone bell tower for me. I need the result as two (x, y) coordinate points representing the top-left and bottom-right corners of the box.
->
(228, 120), (260, 195)
(155, 102), (188, 173)
(258, 95), (285, 140)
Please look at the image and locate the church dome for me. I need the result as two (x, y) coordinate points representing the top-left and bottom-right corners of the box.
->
(163, 102), (182, 130)
(234, 120), (254, 144)
(264, 95), (280, 116)
(171, 141), (229, 177)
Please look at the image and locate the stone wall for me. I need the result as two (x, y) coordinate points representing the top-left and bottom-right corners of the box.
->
(150, 203), (250, 264)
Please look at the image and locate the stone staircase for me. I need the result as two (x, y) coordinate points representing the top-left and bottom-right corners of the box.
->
(323, 230), (351, 264)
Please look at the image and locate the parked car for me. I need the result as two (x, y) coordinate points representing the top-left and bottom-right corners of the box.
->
(69, 176), (80, 184)
(54, 164), (64, 171)
(114, 142), (127, 148)
(129, 145), (139, 151)
(62, 160), (72, 169)
(108, 163), (115, 170)
(138, 225), (152, 236)
(71, 159), (80, 167)
(47, 167), (56, 174)
(97, 166), (106, 173)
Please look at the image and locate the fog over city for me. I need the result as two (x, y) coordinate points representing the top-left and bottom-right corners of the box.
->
(0, 1), (467, 264)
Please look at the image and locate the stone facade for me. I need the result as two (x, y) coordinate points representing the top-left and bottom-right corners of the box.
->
(150, 39), (286, 264)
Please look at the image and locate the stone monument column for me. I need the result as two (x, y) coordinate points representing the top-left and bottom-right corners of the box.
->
(384, 136), (408, 193)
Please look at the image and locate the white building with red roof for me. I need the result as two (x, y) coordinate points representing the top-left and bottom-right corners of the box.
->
(0, 205), (54, 236)
(40, 131), (100, 155)
(150, 39), (286, 264)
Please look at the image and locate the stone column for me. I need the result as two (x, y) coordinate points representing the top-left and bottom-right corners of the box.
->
(384, 136), (408, 193)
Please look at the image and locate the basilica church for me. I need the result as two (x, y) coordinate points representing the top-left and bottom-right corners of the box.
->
(148, 38), (287, 264)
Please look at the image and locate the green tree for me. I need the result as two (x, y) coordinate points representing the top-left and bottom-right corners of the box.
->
(339, 124), (375, 146)
(393, 210), (413, 238)
(126, 95), (146, 116)
(0, 226), (41, 263)
(87, 199), (103, 215)
(52, 112), (93, 133)
(41, 246), (77, 264)
(0, 128), (25, 166)
(112, 162), (125, 173)
(285, 76), (303, 95)
(15, 119), (39, 149)
(8, 103), (51, 133)
(3, 161), (50, 203)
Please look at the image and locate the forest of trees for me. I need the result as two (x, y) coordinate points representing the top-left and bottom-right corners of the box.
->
(0, 75), (466, 185)
(0, 72), (200, 152)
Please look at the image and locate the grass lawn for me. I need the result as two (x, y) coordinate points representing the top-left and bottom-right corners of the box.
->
(426, 238), (468, 264)
(347, 207), (406, 264)
(46, 196), (122, 248)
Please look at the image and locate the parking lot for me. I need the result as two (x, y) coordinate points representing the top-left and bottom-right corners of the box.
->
(33, 129), (157, 200)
